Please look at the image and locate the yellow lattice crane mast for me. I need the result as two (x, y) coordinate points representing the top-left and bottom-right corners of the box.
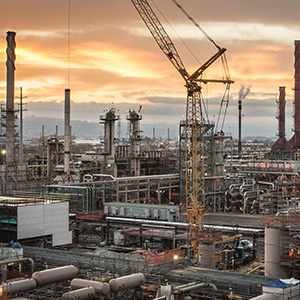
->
(131, 0), (232, 258)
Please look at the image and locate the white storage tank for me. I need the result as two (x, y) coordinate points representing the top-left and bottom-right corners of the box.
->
(3, 279), (37, 294)
(264, 227), (289, 278)
(71, 278), (110, 295)
(109, 273), (145, 292)
(32, 265), (78, 287)
(62, 287), (95, 300)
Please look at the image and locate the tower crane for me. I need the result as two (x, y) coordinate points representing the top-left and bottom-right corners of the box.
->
(131, 0), (233, 258)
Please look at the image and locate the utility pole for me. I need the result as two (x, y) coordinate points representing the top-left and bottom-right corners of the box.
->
(16, 87), (27, 162)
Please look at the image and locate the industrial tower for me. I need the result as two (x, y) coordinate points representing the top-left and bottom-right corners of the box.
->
(100, 108), (119, 177)
(271, 87), (293, 153)
(127, 109), (142, 176)
(290, 40), (300, 149)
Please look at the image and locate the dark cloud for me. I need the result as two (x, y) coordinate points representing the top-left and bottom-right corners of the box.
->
(1, 0), (299, 138)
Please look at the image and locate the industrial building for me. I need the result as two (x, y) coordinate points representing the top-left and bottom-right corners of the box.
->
(1, 1), (300, 299)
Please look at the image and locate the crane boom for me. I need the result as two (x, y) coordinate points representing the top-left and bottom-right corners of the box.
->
(131, 0), (190, 82)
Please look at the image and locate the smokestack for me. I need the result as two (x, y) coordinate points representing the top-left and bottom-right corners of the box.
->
(237, 85), (251, 157)
(290, 40), (300, 148)
(6, 31), (16, 164)
(278, 87), (286, 139)
(64, 89), (71, 175)
(238, 99), (242, 156)
(153, 127), (155, 141)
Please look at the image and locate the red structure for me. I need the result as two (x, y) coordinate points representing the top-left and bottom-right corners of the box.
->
(271, 87), (293, 151)
(289, 40), (300, 149)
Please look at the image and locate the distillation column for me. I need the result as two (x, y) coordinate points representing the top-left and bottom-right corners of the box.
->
(100, 108), (119, 177)
(6, 31), (16, 165)
(127, 109), (142, 176)
(290, 40), (300, 149)
(271, 87), (292, 152)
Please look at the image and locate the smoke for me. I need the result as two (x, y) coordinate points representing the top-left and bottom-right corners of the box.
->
(239, 85), (251, 100)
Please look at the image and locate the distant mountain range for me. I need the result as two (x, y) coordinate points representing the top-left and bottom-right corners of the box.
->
(24, 115), (101, 138)
(23, 115), (276, 141)
(23, 115), (180, 139)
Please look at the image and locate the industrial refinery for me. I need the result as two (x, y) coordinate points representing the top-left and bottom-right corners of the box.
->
(1, 0), (300, 300)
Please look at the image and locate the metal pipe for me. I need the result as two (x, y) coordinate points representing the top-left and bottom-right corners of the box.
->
(0, 257), (34, 274)
(257, 181), (275, 190)
(177, 282), (218, 293)
(229, 184), (240, 193)
(174, 282), (198, 290)
(106, 216), (263, 233)
(92, 174), (116, 181)
(243, 190), (258, 214)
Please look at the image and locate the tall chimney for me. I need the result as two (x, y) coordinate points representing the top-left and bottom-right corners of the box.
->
(290, 40), (300, 148)
(6, 31), (16, 164)
(238, 99), (242, 156)
(64, 89), (71, 175)
(278, 87), (286, 140)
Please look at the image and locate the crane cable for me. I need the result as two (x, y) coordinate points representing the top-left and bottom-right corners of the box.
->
(172, 0), (233, 131)
(150, 0), (202, 66)
(172, 0), (232, 81)
(171, 0), (220, 50)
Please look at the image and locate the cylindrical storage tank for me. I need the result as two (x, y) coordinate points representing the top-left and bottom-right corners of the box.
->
(199, 243), (215, 269)
(71, 278), (110, 295)
(62, 287), (95, 300)
(109, 273), (145, 292)
(264, 227), (289, 278)
(3, 279), (37, 294)
(32, 265), (78, 287)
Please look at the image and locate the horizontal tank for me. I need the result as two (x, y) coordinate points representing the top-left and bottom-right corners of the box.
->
(62, 287), (95, 300)
(3, 279), (37, 294)
(32, 265), (78, 287)
(109, 273), (145, 292)
(71, 278), (110, 295)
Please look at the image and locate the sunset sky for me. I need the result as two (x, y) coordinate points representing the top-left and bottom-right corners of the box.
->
(1, 0), (300, 138)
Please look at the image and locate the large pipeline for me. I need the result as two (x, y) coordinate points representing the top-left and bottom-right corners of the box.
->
(176, 282), (217, 293)
(109, 273), (145, 292)
(71, 278), (110, 295)
(32, 265), (78, 287)
(249, 294), (277, 300)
